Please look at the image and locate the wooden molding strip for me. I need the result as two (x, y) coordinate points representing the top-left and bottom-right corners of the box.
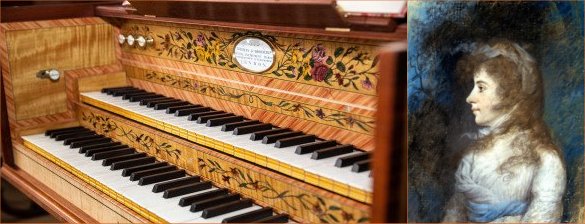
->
(1, 165), (97, 223)
(96, 6), (407, 42)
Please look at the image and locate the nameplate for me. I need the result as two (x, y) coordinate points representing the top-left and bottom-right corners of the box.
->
(233, 37), (275, 73)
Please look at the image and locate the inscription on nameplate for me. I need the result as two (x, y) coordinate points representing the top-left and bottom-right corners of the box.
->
(232, 37), (275, 73)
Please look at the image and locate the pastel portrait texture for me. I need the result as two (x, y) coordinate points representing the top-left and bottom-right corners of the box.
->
(408, 1), (583, 223)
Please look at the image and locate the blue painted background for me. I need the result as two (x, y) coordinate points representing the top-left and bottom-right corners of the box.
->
(408, 2), (583, 222)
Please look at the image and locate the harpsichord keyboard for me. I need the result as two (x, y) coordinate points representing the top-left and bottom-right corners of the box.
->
(23, 127), (289, 223)
(80, 87), (372, 197)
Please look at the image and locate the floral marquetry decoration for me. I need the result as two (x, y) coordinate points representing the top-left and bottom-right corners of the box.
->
(80, 112), (182, 164)
(197, 156), (370, 223)
(121, 23), (381, 95)
(127, 68), (376, 135)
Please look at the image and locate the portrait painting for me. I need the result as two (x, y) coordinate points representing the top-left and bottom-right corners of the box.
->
(407, 1), (583, 223)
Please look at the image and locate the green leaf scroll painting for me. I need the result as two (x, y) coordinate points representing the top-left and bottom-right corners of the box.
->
(140, 71), (375, 134)
(153, 28), (379, 94)
(198, 158), (369, 223)
(81, 112), (181, 159)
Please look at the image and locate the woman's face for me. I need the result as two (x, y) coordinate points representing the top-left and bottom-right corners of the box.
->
(466, 68), (505, 127)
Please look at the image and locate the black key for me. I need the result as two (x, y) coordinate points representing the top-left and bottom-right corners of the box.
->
(311, 144), (354, 160)
(147, 99), (180, 108)
(49, 127), (90, 138)
(179, 189), (229, 207)
(130, 165), (176, 181)
(154, 101), (189, 110)
(335, 152), (370, 167)
(221, 120), (261, 132)
(102, 86), (133, 94)
(122, 162), (168, 177)
(152, 176), (201, 193)
(122, 91), (153, 100)
(163, 181), (212, 198)
(351, 159), (370, 172)
(112, 89), (145, 97)
(139, 96), (170, 106)
(250, 128), (289, 141)
(70, 138), (112, 148)
(196, 113), (233, 124)
(222, 207), (273, 223)
(54, 130), (94, 140)
(113, 89), (150, 96)
(190, 193), (240, 212)
(130, 93), (163, 102)
(275, 135), (316, 148)
(63, 134), (102, 145)
(295, 140), (337, 155)
(104, 86), (134, 95)
(85, 145), (129, 157)
(262, 131), (303, 144)
(206, 116), (244, 127)
(187, 111), (223, 121)
(103, 153), (147, 166)
(202, 199), (253, 218)
(46, 126), (86, 136)
(139, 169), (186, 185)
(79, 142), (123, 154)
(166, 104), (201, 114)
(92, 148), (134, 160)
(111, 156), (156, 170)
(175, 107), (211, 117)
(233, 123), (272, 135)
(256, 214), (289, 223)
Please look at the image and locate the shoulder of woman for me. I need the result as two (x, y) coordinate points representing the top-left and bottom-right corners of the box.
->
(534, 145), (565, 173)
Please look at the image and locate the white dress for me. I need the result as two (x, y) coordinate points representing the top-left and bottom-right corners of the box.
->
(442, 130), (566, 223)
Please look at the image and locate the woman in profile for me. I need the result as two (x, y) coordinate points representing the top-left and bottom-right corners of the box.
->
(442, 40), (566, 222)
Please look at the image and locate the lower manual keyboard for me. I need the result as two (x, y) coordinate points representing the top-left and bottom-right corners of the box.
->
(23, 127), (288, 223)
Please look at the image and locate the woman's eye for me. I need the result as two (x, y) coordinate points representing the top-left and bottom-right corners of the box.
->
(478, 86), (485, 92)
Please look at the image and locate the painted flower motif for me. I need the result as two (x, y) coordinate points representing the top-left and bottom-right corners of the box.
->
(222, 175), (231, 184)
(195, 48), (206, 61)
(362, 77), (373, 89)
(315, 109), (325, 119)
(249, 181), (260, 190)
(291, 49), (304, 64)
(163, 34), (171, 49)
(291, 104), (301, 112)
(312, 44), (328, 63)
(345, 116), (355, 127)
(208, 42), (221, 60)
(230, 168), (239, 176)
(335, 73), (343, 85)
(312, 203), (324, 215)
(198, 158), (206, 169)
(195, 34), (207, 47)
(174, 33), (183, 40)
(310, 63), (329, 82)
(341, 211), (354, 221)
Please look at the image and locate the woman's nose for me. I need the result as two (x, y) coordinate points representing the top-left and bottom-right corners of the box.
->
(466, 90), (476, 104)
